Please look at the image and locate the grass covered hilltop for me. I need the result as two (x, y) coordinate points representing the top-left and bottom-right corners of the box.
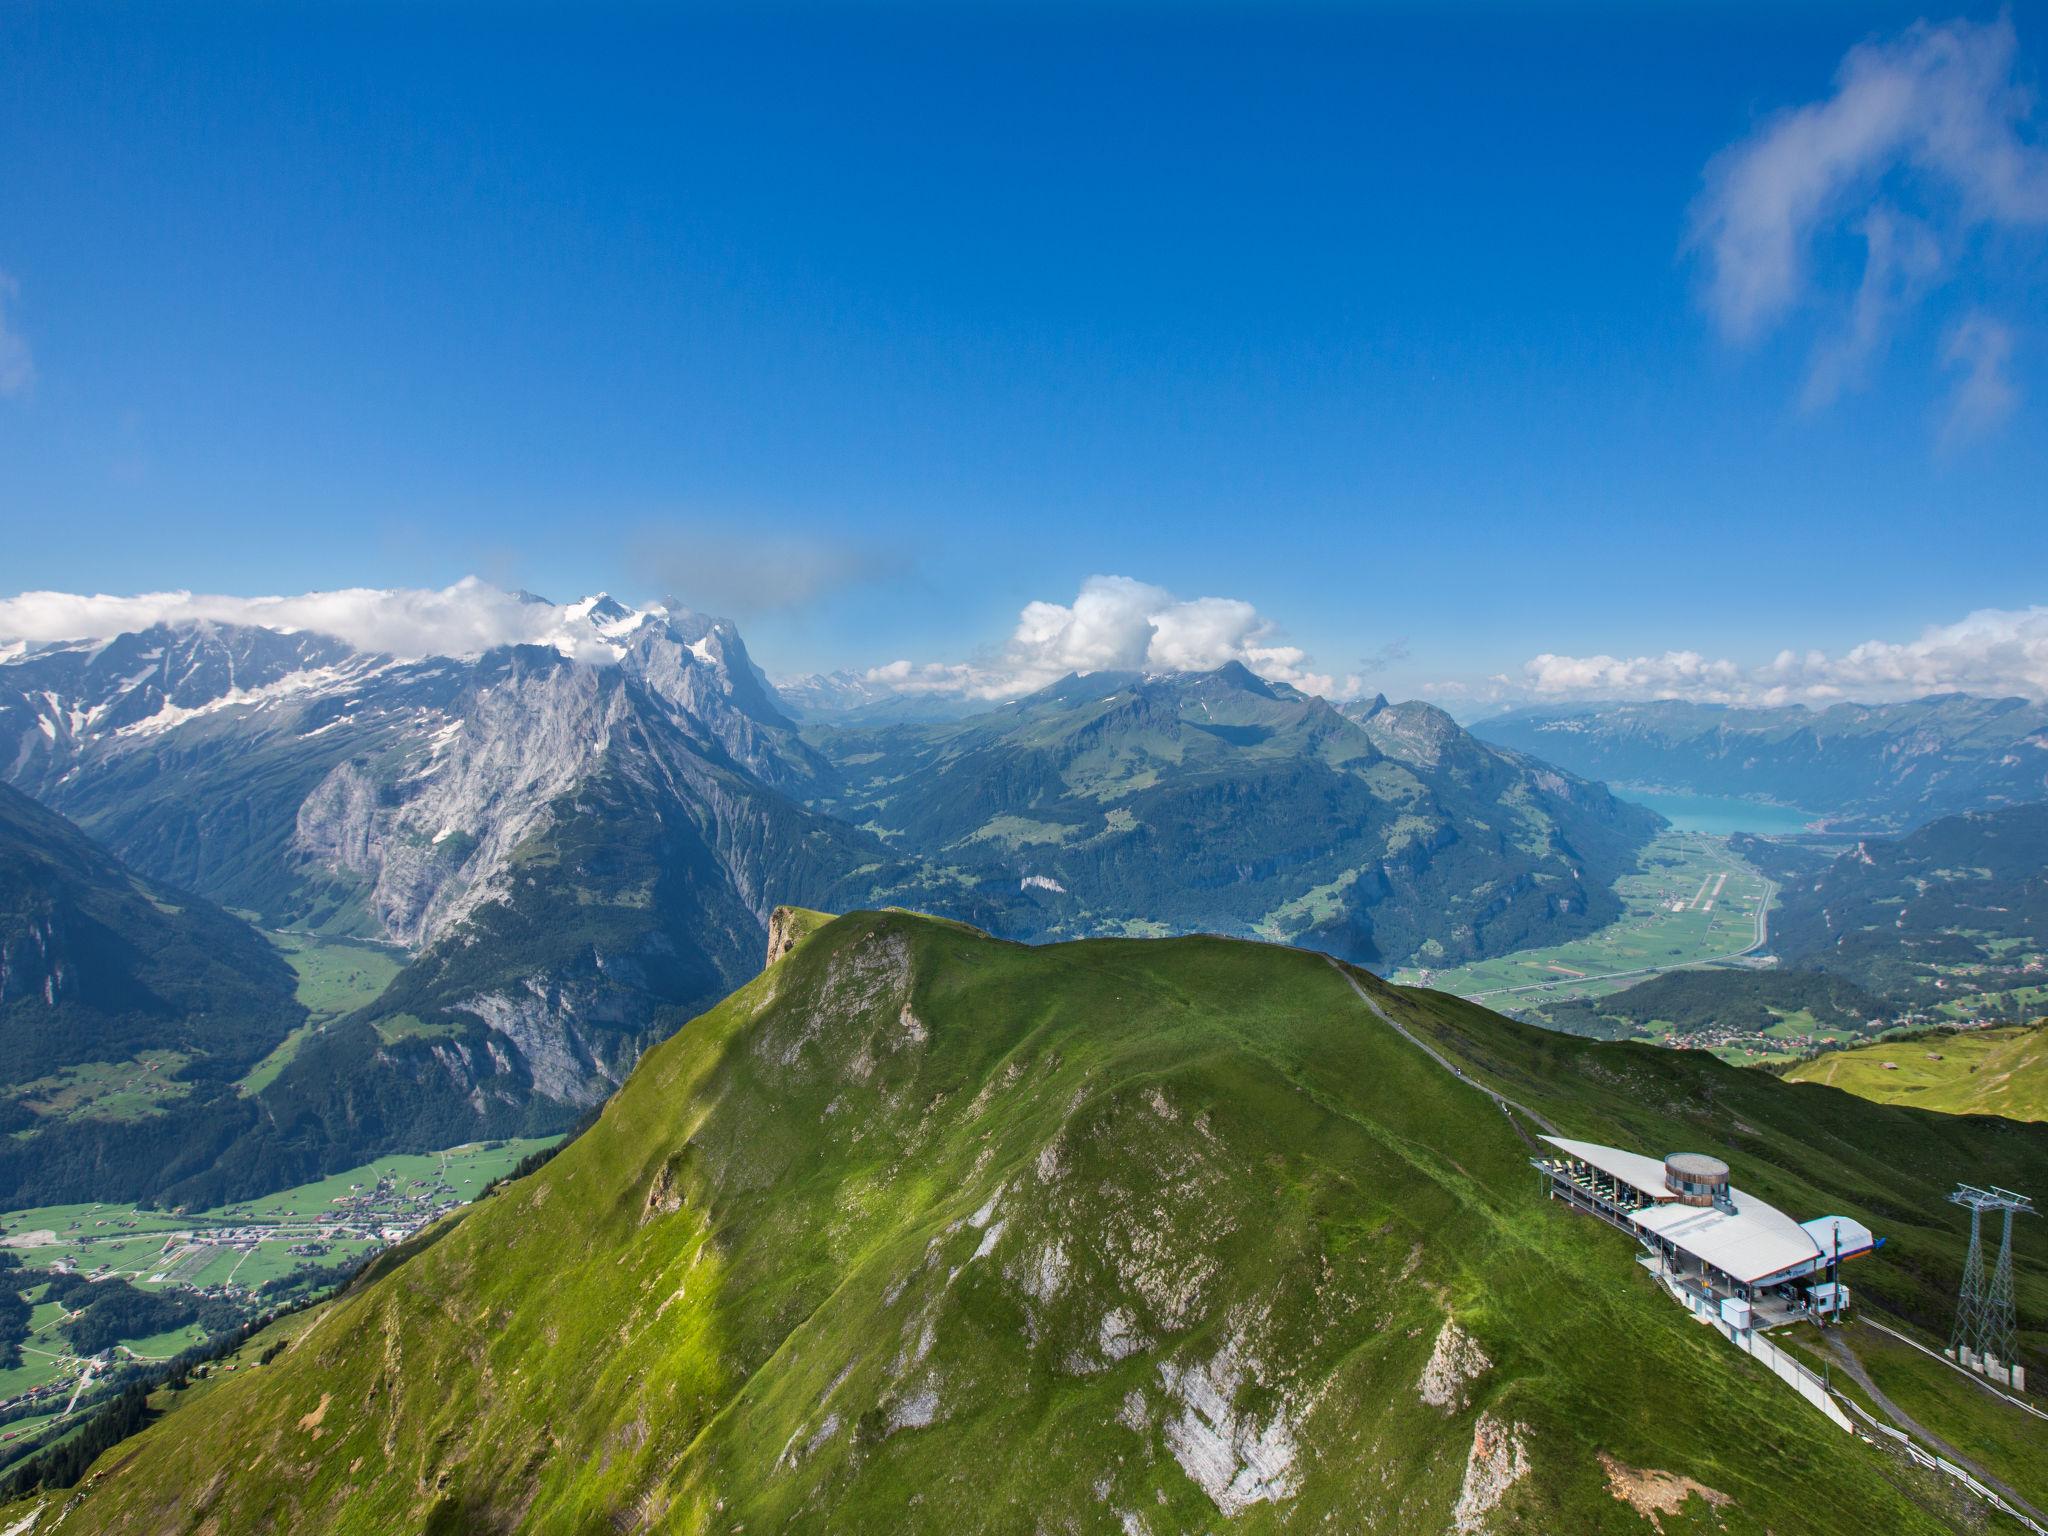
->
(1787, 1021), (2048, 1120)
(15, 909), (2046, 1533)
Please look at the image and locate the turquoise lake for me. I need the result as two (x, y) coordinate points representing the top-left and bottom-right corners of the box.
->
(1612, 789), (1819, 837)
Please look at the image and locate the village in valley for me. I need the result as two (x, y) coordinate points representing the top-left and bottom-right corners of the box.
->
(0, 1139), (554, 1460)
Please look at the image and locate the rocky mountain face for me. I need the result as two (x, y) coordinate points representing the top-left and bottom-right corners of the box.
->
(0, 602), (901, 1201)
(807, 664), (1662, 967)
(31, 910), (2029, 1534)
(1476, 694), (2048, 831)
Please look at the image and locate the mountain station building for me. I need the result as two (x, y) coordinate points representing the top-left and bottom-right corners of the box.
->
(1535, 1136), (1878, 1330)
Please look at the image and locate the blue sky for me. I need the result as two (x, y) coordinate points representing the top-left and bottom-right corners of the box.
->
(1, 3), (2044, 704)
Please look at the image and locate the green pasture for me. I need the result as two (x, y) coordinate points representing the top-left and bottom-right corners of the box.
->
(1394, 831), (1770, 1005)
(1787, 1022), (2048, 1121)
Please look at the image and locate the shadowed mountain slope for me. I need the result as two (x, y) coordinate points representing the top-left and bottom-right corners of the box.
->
(0, 784), (309, 1202)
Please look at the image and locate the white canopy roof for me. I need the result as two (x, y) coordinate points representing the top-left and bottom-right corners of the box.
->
(1543, 1137), (1671, 1199)
(1542, 1136), (1825, 1284)
(1801, 1215), (1876, 1261)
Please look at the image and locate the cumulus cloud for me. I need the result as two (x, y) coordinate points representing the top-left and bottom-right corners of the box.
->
(0, 272), (33, 398)
(1511, 604), (2048, 706)
(1690, 16), (2046, 425)
(0, 578), (621, 661)
(865, 575), (1358, 702)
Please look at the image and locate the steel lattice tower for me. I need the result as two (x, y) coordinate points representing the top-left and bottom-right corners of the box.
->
(1949, 1187), (1988, 1358)
(1950, 1184), (2034, 1368)
(1983, 1186), (2035, 1369)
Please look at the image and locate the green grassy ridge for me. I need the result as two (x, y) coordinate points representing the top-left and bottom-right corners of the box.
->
(1786, 1022), (2048, 1121)
(29, 913), (2019, 1532)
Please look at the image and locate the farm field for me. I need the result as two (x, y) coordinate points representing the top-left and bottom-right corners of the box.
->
(1393, 830), (1772, 1006)
(1787, 1023), (2048, 1120)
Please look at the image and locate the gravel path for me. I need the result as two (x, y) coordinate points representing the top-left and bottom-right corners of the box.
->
(1327, 957), (1559, 1142)
(1821, 1331), (2048, 1528)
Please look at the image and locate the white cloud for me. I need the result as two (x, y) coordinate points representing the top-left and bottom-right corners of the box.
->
(0, 272), (33, 398)
(865, 575), (1358, 702)
(1690, 16), (2046, 423)
(0, 578), (627, 663)
(1509, 604), (2048, 706)
(1800, 205), (1941, 409)
(1939, 311), (2019, 445)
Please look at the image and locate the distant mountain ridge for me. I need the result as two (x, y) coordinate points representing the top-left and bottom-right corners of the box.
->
(1, 606), (1655, 1200)
(806, 662), (1661, 967)
(1476, 694), (2048, 831)
(1768, 799), (2048, 1006)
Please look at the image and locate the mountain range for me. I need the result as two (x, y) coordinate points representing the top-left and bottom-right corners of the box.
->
(1766, 800), (2048, 1008)
(13, 909), (2039, 1533)
(0, 605), (1657, 1204)
(1476, 695), (2048, 831)
(805, 667), (1660, 966)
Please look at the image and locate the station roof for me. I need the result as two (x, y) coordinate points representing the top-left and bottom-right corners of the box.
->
(1541, 1136), (1825, 1284)
(1543, 1137), (1670, 1199)
(1800, 1215), (1877, 1262)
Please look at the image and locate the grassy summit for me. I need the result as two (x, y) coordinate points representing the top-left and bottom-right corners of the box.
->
(23, 911), (2045, 1533)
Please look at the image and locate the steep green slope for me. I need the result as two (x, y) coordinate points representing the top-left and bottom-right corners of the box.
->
(32, 912), (2041, 1533)
(1395, 985), (2048, 1354)
(811, 665), (1661, 968)
(0, 784), (306, 1204)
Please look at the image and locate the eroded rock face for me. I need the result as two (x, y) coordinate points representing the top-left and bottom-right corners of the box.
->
(765, 906), (809, 969)
(1598, 1451), (1732, 1531)
(1452, 1412), (1530, 1533)
(1418, 1317), (1492, 1411)
(1157, 1330), (1302, 1516)
(453, 974), (641, 1108)
(293, 657), (626, 949)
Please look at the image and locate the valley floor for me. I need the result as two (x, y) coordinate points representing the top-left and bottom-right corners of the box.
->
(0, 1136), (556, 1474)
(1393, 831), (1805, 1059)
